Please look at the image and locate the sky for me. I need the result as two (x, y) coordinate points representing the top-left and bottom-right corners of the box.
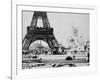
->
(22, 11), (89, 47)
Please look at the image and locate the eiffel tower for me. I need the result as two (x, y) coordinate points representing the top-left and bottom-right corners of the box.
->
(22, 11), (59, 51)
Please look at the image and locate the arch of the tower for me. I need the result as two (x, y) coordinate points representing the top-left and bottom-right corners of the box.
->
(29, 40), (49, 50)
(22, 35), (57, 50)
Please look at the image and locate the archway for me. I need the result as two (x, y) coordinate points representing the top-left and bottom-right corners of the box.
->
(29, 40), (50, 54)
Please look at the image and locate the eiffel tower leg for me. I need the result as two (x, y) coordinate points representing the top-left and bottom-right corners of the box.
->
(48, 34), (59, 47)
(22, 38), (31, 50)
(47, 40), (54, 49)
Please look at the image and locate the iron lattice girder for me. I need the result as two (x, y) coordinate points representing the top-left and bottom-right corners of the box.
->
(27, 26), (53, 35)
(30, 11), (50, 28)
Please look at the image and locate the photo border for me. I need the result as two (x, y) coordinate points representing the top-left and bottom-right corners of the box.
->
(11, 2), (97, 80)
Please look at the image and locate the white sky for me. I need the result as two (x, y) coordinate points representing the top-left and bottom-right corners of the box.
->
(22, 11), (89, 47)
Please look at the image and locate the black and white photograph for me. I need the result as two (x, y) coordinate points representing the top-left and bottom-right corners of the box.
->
(10, 1), (98, 80)
(22, 10), (90, 69)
